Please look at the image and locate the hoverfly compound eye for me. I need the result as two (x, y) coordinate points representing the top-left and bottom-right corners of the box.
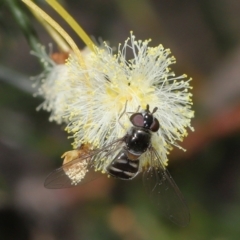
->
(130, 113), (144, 127)
(130, 106), (159, 131)
(150, 118), (160, 132)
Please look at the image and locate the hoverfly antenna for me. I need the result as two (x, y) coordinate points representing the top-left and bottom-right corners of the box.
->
(146, 104), (150, 112)
(152, 107), (158, 114)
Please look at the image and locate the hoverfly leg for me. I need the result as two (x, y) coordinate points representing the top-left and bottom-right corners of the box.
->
(118, 101), (128, 130)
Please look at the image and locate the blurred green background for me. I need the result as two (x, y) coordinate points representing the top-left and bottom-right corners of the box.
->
(1, 0), (240, 239)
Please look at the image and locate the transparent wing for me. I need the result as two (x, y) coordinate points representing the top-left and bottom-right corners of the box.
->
(142, 147), (190, 227)
(44, 159), (101, 189)
(44, 139), (124, 189)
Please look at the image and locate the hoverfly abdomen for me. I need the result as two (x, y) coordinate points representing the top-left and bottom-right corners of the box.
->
(106, 148), (139, 180)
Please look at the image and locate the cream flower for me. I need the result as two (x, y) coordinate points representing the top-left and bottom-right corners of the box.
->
(23, 0), (193, 174)
(37, 33), (193, 170)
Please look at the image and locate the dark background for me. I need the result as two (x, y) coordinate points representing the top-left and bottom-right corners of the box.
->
(1, 0), (240, 239)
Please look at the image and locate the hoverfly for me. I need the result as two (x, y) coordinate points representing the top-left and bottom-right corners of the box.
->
(44, 105), (190, 226)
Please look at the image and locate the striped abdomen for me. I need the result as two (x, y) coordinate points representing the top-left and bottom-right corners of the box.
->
(106, 149), (139, 180)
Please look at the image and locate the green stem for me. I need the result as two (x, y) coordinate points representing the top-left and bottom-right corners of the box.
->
(3, 0), (43, 63)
